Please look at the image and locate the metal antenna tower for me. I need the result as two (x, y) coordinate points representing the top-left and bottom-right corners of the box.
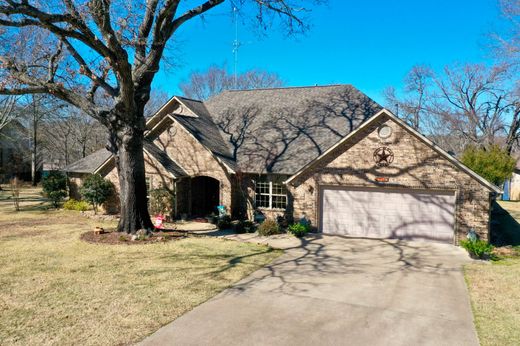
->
(232, 6), (240, 89)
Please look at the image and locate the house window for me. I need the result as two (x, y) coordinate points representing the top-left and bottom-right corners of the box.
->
(255, 180), (287, 210)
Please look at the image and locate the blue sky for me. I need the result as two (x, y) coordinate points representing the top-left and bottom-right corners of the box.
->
(153, 0), (500, 104)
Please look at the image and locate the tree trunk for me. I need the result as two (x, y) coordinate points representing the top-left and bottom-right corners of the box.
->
(31, 115), (37, 186)
(505, 106), (520, 155)
(114, 126), (153, 233)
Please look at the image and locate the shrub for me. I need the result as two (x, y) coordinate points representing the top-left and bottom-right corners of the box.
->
(80, 174), (114, 214)
(217, 215), (232, 230)
(287, 223), (310, 238)
(42, 171), (68, 208)
(257, 219), (281, 236)
(461, 145), (515, 186)
(63, 199), (90, 211)
(233, 220), (255, 234)
(148, 188), (175, 218)
(243, 220), (255, 233)
(233, 220), (246, 234)
(460, 239), (495, 260)
(276, 215), (289, 228)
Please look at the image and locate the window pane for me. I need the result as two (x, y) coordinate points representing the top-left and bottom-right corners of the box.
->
(272, 182), (286, 195)
(256, 181), (269, 195)
(255, 194), (270, 208)
(272, 195), (287, 209)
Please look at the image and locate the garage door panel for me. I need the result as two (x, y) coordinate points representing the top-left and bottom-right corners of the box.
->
(321, 187), (455, 243)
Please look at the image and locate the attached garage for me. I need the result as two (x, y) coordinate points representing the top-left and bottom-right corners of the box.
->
(287, 109), (501, 245)
(320, 187), (456, 243)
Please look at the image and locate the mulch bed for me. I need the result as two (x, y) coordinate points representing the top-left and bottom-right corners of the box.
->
(80, 229), (189, 245)
(493, 246), (520, 258)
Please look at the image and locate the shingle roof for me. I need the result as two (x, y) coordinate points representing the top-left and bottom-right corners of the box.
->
(143, 140), (187, 178)
(63, 140), (188, 178)
(204, 84), (382, 174)
(65, 84), (381, 177)
(63, 148), (112, 174)
(171, 98), (236, 170)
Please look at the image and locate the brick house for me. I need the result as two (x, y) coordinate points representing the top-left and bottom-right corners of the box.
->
(64, 85), (500, 244)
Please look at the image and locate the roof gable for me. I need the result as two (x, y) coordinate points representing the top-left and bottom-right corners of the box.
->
(285, 109), (502, 193)
(145, 96), (200, 132)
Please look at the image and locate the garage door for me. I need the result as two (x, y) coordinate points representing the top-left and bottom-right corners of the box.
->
(320, 187), (455, 243)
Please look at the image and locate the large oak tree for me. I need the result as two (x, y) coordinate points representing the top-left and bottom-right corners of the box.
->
(0, 0), (318, 233)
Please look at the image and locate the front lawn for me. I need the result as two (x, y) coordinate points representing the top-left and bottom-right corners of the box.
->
(464, 200), (520, 346)
(465, 258), (520, 346)
(0, 186), (282, 345)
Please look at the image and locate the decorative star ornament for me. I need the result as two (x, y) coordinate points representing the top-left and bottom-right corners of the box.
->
(373, 147), (394, 167)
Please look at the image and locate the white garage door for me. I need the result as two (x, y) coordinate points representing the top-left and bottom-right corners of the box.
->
(321, 187), (456, 243)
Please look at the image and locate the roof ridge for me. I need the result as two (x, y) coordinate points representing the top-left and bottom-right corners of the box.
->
(222, 84), (353, 93)
(176, 95), (204, 103)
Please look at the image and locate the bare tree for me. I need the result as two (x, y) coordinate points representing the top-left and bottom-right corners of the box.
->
(144, 89), (169, 118)
(384, 65), (433, 130)
(386, 63), (519, 154)
(180, 64), (284, 100)
(0, 0), (318, 233)
(431, 64), (517, 150)
(21, 95), (64, 185)
(491, 0), (519, 64)
(0, 95), (20, 132)
(40, 108), (106, 168)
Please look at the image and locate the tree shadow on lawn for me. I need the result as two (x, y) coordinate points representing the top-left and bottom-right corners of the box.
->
(491, 201), (520, 246)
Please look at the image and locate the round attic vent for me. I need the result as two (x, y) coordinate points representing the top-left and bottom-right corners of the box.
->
(377, 125), (392, 139)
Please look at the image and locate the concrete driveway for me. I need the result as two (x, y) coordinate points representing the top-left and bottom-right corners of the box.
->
(139, 235), (478, 346)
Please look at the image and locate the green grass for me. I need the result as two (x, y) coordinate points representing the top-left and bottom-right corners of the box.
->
(465, 258), (520, 346)
(464, 200), (520, 346)
(0, 186), (282, 345)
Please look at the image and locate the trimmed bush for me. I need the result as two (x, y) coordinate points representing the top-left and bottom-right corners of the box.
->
(257, 219), (281, 236)
(42, 171), (68, 208)
(149, 188), (175, 219)
(460, 239), (495, 260)
(63, 199), (90, 211)
(80, 174), (114, 214)
(287, 223), (310, 238)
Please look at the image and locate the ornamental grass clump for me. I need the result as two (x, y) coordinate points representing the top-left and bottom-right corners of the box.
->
(257, 219), (281, 236)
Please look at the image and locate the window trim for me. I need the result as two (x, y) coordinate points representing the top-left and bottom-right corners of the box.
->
(255, 180), (287, 210)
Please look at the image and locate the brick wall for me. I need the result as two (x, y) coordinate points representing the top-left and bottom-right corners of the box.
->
(289, 114), (493, 243)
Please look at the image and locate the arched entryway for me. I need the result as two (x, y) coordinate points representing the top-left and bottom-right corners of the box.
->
(191, 176), (220, 216)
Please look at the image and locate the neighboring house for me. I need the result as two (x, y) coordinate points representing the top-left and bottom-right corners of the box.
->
(503, 161), (520, 201)
(64, 84), (500, 244)
(0, 120), (30, 182)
